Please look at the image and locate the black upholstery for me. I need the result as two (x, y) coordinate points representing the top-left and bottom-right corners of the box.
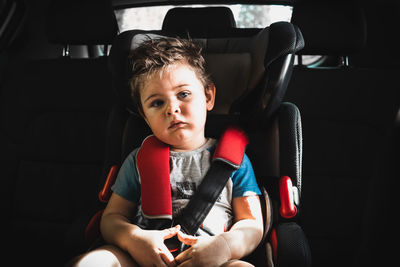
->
(286, 2), (400, 267)
(286, 67), (399, 267)
(0, 0), (117, 265)
(291, 1), (366, 56)
(349, 1), (400, 68)
(45, 0), (118, 45)
(236, 22), (304, 122)
(274, 222), (312, 267)
(242, 101), (310, 267)
(161, 6), (259, 39)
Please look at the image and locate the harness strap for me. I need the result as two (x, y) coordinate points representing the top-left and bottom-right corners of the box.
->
(174, 161), (237, 234)
(136, 135), (172, 219)
(213, 126), (249, 169)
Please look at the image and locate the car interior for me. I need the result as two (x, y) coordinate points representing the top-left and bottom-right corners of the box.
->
(0, 0), (399, 266)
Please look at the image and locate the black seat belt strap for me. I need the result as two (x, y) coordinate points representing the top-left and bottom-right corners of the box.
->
(174, 160), (237, 235)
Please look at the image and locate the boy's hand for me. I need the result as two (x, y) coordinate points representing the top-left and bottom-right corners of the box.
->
(175, 231), (231, 267)
(127, 225), (180, 267)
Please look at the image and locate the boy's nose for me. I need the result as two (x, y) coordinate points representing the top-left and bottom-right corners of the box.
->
(166, 101), (180, 115)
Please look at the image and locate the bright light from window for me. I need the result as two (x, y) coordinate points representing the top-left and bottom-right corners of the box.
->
(115, 5), (292, 32)
(232, 5), (292, 28)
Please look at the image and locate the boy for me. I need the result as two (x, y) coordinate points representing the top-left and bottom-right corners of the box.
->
(72, 37), (263, 267)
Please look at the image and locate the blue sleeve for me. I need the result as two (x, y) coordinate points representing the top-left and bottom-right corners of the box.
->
(111, 149), (141, 203)
(232, 153), (261, 198)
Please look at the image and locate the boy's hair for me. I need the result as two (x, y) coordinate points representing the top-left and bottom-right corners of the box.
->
(129, 37), (212, 116)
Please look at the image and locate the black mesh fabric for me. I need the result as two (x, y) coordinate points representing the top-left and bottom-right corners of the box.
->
(279, 103), (302, 191)
(276, 222), (312, 267)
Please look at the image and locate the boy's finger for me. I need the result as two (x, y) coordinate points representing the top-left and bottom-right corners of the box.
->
(176, 230), (197, 246)
(174, 247), (192, 265)
(162, 225), (181, 239)
(159, 246), (177, 267)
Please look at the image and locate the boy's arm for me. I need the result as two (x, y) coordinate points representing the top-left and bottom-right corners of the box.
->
(101, 192), (179, 267)
(100, 192), (137, 247)
(175, 195), (263, 265)
(221, 195), (264, 259)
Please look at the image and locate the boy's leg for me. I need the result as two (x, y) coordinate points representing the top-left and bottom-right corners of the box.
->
(67, 245), (138, 267)
(220, 260), (255, 267)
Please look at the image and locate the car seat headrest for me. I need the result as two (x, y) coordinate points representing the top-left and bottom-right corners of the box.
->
(162, 7), (236, 38)
(109, 30), (268, 115)
(109, 22), (303, 118)
(45, 0), (119, 45)
(291, 2), (366, 55)
(264, 22), (305, 68)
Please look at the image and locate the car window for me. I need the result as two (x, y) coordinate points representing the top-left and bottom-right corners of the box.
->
(115, 4), (292, 32)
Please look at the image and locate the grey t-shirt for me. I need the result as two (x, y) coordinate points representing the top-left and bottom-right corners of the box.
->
(112, 137), (261, 235)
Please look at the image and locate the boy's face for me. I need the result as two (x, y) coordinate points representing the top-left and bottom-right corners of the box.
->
(140, 62), (215, 151)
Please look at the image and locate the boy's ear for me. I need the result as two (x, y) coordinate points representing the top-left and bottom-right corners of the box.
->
(205, 83), (216, 111)
(142, 114), (149, 126)
(138, 107), (149, 125)
(139, 109), (146, 120)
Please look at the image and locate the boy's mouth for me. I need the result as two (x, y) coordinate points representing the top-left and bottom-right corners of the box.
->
(169, 120), (186, 129)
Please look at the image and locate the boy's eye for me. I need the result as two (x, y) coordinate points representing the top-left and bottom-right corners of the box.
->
(150, 99), (164, 108)
(178, 91), (191, 99)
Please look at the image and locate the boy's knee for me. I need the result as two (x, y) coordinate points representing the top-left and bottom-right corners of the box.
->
(68, 245), (137, 267)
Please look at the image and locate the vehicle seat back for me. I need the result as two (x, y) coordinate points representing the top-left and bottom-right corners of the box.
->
(1, 0), (118, 264)
(287, 2), (400, 267)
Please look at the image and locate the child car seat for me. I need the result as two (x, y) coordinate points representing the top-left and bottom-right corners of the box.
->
(87, 7), (310, 267)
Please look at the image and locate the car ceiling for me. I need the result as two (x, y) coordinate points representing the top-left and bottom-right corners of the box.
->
(111, 0), (295, 8)
(110, 0), (398, 8)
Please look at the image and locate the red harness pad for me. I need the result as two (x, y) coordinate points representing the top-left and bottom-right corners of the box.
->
(136, 135), (172, 219)
(213, 127), (249, 169)
(136, 127), (248, 219)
